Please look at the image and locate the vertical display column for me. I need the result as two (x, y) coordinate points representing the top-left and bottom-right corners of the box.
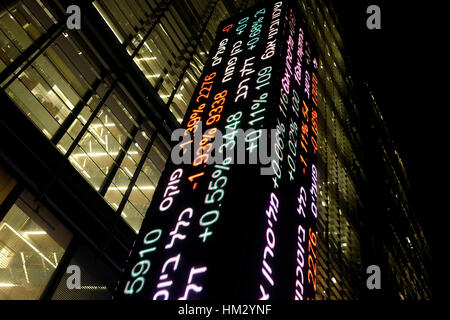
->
(115, 0), (319, 300)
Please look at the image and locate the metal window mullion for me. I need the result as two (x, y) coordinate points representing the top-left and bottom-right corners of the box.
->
(159, 12), (191, 56)
(35, 80), (118, 203)
(98, 125), (139, 197)
(100, 130), (157, 256)
(166, 0), (218, 108)
(12, 51), (88, 131)
(116, 130), (157, 215)
(51, 74), (107, 145)
(119, 0), (161, 49)
(27, 38), (91, 103)
(117, 0), (142, 25)
(128, 0), (150, 21)
(4, 0), (47, 34)
(50, 36), (103, 93)
(95, 0), (129, 43)
(112, 0), (139, 34)
(64, 80), (117, 157)
(129, 0), (174, 59)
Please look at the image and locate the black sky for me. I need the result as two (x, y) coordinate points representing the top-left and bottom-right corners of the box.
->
(330, 1), (431, 238)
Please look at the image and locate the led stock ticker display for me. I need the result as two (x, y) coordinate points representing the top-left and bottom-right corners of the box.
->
(116, 0), (319, 300)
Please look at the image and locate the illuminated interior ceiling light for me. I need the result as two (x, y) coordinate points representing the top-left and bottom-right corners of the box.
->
(144, 41), (153, 53)
(63, 32), (69, 37)
(69, 156), (90, 177)
(72, 151), (138, 158)
(342, 243), (347, 247)
(23, 231), (47, 235)
(20, 252), (30, 284)
(124, 167), (134, 177)
(78, 114), (88, 125)
(1, 223), (57, 268)
(42, 128), (51, 138)
(0, 283), (16, 287)
(87, 125), (106, 145)
(159, 23), (169, 38)
(90, 122), (116, 128)
(57, 145), (89, 177)
(146, 74), (160, 78)
(64, 148), (91, 179)
(107, 186), (155, 191)
(331, 277), (337, 284)
(137, 57), (157, 61)
(190, 62), (200, 74)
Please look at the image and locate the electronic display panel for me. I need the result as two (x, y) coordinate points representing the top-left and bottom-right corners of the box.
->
(115, 0), (319, 300)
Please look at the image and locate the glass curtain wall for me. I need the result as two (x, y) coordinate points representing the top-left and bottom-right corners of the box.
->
(299, 0), (363, 299)
(0, 0), (170, 233)
(93, 0), (234, 122)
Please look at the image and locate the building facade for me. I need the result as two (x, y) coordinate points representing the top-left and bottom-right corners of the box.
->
(0, 0), (430, 300)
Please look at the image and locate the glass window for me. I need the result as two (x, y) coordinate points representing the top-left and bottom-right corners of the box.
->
(0, 7), (33, 53)
(169, 65), (198, 122)
(0, 29), (21, 71)
(3, 30), (105, 140)
(0, 194), (71, 300)
(5, 77), (61, 139)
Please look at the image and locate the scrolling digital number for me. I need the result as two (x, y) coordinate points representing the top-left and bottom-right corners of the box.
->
(236, 16), (249, 36)
(193, 90), (228, 166)
(221, 110), (243, 146)
(198, 111), (242, 243)
(207, 90), (227, 126)
(193, 128), (217, 167)
(196, 72), (217, 102)
(123, 229), (163, 295)
(185, 72), (217, 136)
(272, 119), (286, 189)
(247, 8), (265, 50)
(307, 227), (317, 293)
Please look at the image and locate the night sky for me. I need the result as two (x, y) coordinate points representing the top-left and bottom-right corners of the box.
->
(331, 1), (431, 239)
